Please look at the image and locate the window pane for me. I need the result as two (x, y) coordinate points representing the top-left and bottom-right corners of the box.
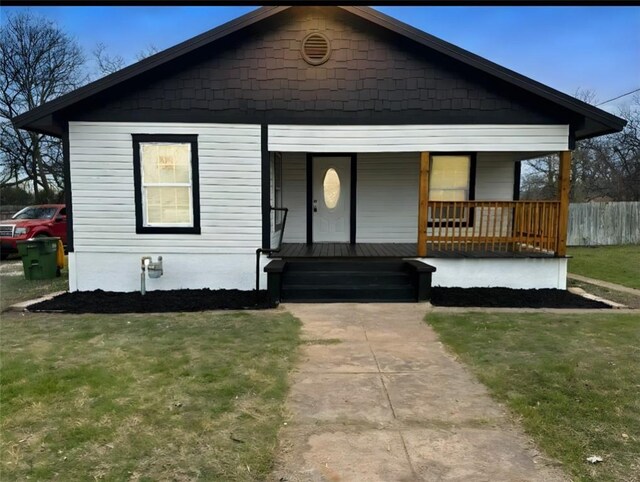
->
(145, 186), (191, 224)
(430, 189), (466, 201)
(323, 168), (341, 209)
(141, 143), (191, 184)
(430, 155), (470, 201)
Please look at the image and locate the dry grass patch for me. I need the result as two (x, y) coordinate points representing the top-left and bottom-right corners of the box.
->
(1, 310), (300, 480)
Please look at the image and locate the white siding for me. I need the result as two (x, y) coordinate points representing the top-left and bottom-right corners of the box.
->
(475, 152), (517, 201)
(420, 257), (567, 289)
(269, 125), (569, 153)
(356, 152), (419, 242)
(68, 121), (262, 291)
(281, 152), (307, 243)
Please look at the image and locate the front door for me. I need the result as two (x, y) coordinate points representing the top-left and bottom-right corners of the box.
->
(312, 156), (351, 242)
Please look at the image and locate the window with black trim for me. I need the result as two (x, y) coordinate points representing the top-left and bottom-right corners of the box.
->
(428, 154), (475, 227)
(132, 134), (200, 234)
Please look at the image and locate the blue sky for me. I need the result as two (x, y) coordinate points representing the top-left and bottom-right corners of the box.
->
(1, 6), (638, 113)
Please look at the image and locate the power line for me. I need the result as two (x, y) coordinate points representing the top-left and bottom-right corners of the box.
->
(596, 88), (640, 106)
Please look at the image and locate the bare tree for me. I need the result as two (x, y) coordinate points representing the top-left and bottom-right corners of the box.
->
(0, 11), (86, 201)
(521, 92), (640, 202)
(135, 43), (159, 61)
(93, 41), (125, 76)
(92, 42), (159, 79)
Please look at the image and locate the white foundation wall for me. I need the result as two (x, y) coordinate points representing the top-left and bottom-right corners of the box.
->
(68, 252), (271, 292)
(68, 121), (262, 292)
(423, 257), (568, 289)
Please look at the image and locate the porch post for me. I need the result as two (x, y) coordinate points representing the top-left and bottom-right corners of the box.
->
(556, 150), (571, 256)
(418, 152), (430, 257)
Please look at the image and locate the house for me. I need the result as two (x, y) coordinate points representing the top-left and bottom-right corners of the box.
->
(13, 6), (625, 302)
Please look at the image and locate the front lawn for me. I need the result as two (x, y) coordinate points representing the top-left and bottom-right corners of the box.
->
(568, 245), (640, 289)
(428, 312), (640, 482)
(1, 310), (300, 480)
(0, 260), (68, 311)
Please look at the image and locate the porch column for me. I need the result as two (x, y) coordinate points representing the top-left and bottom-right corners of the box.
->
(556, 150), (571, 256)
(417, 152), (430, 257)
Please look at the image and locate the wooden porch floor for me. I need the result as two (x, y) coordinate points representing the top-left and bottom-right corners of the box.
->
(275, 243), (555, 259)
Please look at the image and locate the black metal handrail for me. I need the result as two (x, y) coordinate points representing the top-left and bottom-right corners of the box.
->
(255, 206), (289, 292)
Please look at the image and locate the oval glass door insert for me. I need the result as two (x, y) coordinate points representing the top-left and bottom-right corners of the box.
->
(323, 168), (341, 209)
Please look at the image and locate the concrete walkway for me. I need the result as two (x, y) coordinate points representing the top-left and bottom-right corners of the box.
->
(271, 303), (567, 482)
(568, 273), (640, 297)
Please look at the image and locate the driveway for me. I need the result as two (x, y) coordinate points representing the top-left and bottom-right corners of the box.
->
(271, 303), (567, 481)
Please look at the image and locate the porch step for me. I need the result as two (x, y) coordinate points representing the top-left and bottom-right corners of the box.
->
(284, 271), (410, 286)
(280, 260), (415, 302)
(284, 260), (407, 272)
(282, 286), (416, 302)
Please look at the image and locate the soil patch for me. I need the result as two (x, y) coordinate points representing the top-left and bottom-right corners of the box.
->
(29, 289), (274, 313)
(430, 287), (610, 309)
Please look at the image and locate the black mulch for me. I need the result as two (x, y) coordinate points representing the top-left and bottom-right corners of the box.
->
(29, 289), (275, 314)
(430, 287), (610, 309)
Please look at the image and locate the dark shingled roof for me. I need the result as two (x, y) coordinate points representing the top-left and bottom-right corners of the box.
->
(13, 6), (626, 139)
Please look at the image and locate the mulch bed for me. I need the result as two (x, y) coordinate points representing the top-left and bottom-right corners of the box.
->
(430, 287), (610, 309)
(29, 287), (610, 313)
(29, 289), (275, 314)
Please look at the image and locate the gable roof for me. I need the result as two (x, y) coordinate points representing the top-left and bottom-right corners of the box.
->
(13, 6), (626, 139)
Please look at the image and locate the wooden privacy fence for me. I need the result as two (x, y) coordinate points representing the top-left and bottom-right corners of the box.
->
(425, 200), (560, 254)
(568, 202), (640, 246)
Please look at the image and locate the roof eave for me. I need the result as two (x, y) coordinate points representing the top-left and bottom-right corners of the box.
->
(343, 6), (627, 136)
(12, 6), (288, 131)
(13, 5), (626, 139)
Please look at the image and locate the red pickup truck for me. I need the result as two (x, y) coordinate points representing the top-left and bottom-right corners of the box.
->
(0, 204), (67, 260)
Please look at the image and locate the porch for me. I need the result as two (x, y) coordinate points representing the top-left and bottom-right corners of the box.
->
(264, 132), (573, 300)
(268, 149), (572, 261)
(277, 242), (554, 259)
(274, 199), (562, 259)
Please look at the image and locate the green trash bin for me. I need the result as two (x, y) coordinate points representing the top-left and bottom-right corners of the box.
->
(17, 237), (60, 280)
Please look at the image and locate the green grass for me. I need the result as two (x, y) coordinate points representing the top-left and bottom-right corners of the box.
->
(568, 245), (640, 289)
(0, 260), (68, 311)
(1, 310), (301, 480)
(428, 312), (640, 482)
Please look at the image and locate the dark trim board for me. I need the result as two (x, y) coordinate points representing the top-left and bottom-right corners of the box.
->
(131, 134), (201, 235)
(306, 153), (357, 245)
(306, 154), (313, 245)
(513, 161), (522, 201)
(261, 124), (270, 249)
(62, 122), (73, 252)
(350, 154), (357, 244)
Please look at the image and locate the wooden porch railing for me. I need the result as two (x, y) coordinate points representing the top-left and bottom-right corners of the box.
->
(424, 200), (561, 255)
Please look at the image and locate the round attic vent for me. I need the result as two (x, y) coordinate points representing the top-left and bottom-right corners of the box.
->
(301, 32), (331, 65)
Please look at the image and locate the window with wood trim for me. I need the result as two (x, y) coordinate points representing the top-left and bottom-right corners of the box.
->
(428, 154), (475, 226)
(132, 134), (200, 234)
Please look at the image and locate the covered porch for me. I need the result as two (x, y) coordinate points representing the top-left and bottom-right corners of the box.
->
(269, 148), (571, 260)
